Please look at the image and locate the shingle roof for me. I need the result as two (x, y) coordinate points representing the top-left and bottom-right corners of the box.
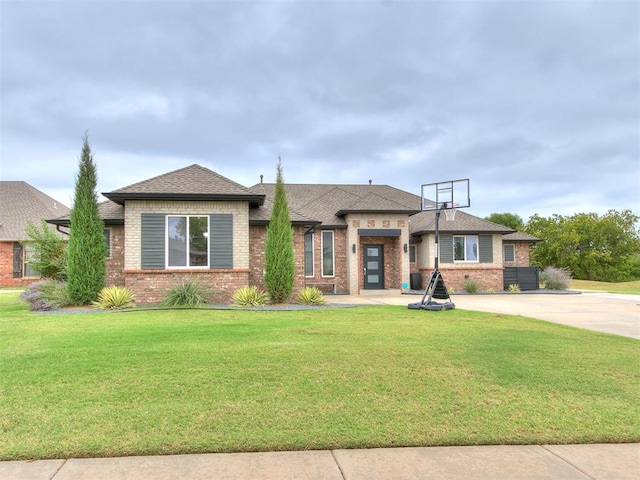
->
(409, 209), (515, 236)
(249, 183), (421, 227)
(48, 200), (124, 227)
(502, 231), (540, 242)
(103, 164), (265, 207)
(0, 181), (71, 241)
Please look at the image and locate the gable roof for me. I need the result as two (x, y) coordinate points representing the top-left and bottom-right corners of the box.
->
(409, 209), (515, 236)
(103, 164), (265, 207)
(0, 181), (70, 241)
(249, 183), (421, 227)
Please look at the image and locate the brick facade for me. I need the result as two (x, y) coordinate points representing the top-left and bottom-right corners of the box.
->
(105, 226), (125, 286)
(124, 269), (250, 305)
(248, 225), (307, 299)
(0, 241), (38, 287)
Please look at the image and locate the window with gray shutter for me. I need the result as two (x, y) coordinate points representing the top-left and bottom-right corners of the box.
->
(13, 243), (22, 278)
(210, 214), (233, 269)
(479, 235), (493, 263)
(439, 234), (454, 263)
(141, 214), (166, 269)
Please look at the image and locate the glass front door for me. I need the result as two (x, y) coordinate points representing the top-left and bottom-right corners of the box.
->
(363, 245), (384, 289)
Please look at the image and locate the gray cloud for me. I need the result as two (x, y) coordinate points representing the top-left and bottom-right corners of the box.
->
(1, 0), (638, 219)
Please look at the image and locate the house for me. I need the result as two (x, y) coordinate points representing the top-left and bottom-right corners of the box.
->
(0, 181), (70, 287)
(48, 164), (538, 303)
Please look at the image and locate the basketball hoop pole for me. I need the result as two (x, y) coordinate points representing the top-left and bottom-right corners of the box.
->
(434, 206), (441, 271)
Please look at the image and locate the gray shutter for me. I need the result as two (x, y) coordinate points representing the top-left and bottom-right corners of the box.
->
(141, 214), (165, 269)
(13, 243), (23, 278)
(479, 235), (493, 263)
(210, 214), (233, 268)
(439, 235), (454, 263)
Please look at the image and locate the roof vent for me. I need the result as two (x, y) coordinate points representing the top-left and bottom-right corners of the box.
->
(260, 175), (264, 184)
(368, 179), (372, 185)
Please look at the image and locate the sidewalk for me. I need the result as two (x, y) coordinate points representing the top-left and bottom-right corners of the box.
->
(2, 443), (638, 479)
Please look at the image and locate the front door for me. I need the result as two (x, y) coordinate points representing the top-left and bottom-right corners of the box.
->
(363, 245), (384, 289)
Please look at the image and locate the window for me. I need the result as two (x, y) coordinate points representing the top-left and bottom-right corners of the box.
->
(504, 244), (515, 263)
(104, 229), (111, 258)
(304, 232), (314, 277)
(409, 245), (416, 263)
(167, 215), (209, 267)
(23, 244), (39, 277)
(321, 230), (334, 277)
(454, 235), (478, 262)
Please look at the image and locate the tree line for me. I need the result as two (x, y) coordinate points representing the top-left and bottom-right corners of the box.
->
(486, 211), (640, 282)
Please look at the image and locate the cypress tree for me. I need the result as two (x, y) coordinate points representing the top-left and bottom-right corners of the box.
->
(264, 158), (295, 303)
(66, 133), (106, 305)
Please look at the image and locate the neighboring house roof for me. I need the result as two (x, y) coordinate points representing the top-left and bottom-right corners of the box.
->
(409, 209), (515, 236)
(249, 183), (421, 228)
(0, 181), (70, 241)
(102, 164), (265, 207)
(502, 231), (540, 242)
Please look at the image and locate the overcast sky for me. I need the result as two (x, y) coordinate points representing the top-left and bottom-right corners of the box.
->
(1, 0), (638, 221)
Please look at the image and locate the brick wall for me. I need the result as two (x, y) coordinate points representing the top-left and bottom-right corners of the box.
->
(249, 224), (308, 299)
(105, 226), (125, 286)
(418, 266), (504, 292)
(124, 269), (250, 305)
(0, 241), (39, 287)
(514, 242), (532, 267)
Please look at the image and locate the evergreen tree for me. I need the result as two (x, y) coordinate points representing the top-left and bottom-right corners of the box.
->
(264, 158), (295, 303)
(66, 133), (106, 305)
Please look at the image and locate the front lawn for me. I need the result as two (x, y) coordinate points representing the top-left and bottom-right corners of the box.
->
(570, 279), (640, 295)
(1, 292), (638, 460)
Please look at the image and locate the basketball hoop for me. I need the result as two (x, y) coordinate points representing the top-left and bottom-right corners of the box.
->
(444, 203), (459, 221)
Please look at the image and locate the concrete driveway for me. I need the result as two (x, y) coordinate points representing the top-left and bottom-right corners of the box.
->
(326, 291), (640, 339)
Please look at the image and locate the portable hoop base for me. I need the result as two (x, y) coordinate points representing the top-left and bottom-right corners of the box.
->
(407, 270), (455, 311)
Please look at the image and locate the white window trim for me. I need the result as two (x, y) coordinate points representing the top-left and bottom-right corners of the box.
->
(304, 232), (315, 278)
(165, 215), (210, 269)
(321, 230), (335, 278)
(503, 244), (515, 263)
(453, 235), (479, 263)
(23, 244), (39, 278)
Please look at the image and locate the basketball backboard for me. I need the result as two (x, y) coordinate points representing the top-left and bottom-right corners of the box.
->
(421, 178), (470, 211)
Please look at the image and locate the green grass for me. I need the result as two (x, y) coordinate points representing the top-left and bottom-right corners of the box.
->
(570, 279), (640, 294)
(1, 292), (638, 460)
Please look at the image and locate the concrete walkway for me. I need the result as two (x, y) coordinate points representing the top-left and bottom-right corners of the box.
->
(326, 290), (640, 339)
(2, 443), (638, 479)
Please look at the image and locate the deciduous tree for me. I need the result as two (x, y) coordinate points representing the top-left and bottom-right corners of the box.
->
(525, 210), (640, 281)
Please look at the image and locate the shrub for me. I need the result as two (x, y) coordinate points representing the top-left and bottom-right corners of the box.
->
(463, 279), (481, 294)
(540, 266), (572, 290)
(21, 280), (70, 311)
(92, 286), (135, 310)
(487, 288), (495, 294)
(296, 286), (327, 305)
(232, 286), (269, 307)
(66, 134), (106, 305)
(161, 281), (208, 308)
(508, 284), (521, 293)
(264, 159), (295, 303)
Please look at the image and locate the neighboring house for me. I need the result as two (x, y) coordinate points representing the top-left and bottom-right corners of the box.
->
(49, 164), (539, 303)
(0, 181), (70, 287)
